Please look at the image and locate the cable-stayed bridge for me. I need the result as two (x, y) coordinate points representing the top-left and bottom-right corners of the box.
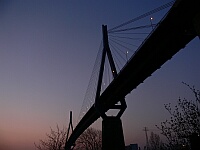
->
(65, 0), (200, 149)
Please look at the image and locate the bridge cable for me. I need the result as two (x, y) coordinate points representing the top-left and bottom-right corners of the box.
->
(78, 41), (103, 121)
(109, 24), (157, 33)
(108, 0), (175, 32)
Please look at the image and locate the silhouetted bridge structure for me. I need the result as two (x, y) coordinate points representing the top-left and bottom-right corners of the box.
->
(65, 0), (200, 149)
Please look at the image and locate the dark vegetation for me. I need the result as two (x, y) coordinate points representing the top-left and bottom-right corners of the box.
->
(156, 83), (200, 150)
(35, 126), (102, 150)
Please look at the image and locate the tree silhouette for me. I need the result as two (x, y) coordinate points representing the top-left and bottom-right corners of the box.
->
(148, 132), (165, 150)
(35, 125), (67, 150)
(156, 83), (200, 149)
(35, 126), (101, 150)
(74, 127), (102, 150)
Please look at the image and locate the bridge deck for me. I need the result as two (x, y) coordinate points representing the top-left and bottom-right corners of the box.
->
(65, 0), (200, 149)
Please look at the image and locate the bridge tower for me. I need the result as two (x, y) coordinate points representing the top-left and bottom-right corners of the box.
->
(95, 25), (127, 150)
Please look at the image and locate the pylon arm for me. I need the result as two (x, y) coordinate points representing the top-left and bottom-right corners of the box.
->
(101, 98), (127, 119)
(117, 98), (127, 118)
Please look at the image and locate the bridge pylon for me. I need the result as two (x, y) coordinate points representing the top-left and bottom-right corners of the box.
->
(95, 25), (127, 150)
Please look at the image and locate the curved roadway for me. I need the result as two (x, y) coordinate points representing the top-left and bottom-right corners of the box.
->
(65, 0), (200, 149)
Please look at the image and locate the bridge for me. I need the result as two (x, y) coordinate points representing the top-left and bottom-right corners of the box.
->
(65, 0), (200, 149)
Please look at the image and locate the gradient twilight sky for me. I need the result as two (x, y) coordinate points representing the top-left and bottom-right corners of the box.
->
(0, 0), (200, 150)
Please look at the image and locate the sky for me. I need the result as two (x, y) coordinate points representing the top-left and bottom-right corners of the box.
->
(0, 0), (200, 150)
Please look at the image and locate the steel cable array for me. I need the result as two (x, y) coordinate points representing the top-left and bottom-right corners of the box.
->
(77, 0), (175, 123)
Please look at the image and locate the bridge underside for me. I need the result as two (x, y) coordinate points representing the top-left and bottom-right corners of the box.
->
(65, 0), (200, 149)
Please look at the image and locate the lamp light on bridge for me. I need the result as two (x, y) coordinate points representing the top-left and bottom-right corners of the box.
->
(150, 17), (154, 30)
(126, 51), (129, 61)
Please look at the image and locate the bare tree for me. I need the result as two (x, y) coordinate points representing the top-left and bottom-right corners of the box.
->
(35, 125), (67, 150)
(156, 83), (200, 149)
(149, 132), (165, 150)
(74, 127), (102, 150)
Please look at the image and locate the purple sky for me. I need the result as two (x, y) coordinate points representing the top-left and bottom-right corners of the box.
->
(0, 0), (200, 149)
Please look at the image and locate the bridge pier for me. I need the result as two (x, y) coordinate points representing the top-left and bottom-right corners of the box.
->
(98, 25), (126, 150)
(102, 116), (125, 150)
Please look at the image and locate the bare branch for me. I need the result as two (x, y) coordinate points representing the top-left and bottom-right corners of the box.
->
(35, 125), (67, 150)
(156, 83), (200, 149)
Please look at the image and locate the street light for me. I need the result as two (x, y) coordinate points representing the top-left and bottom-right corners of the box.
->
(126, 51), (129, 62)
(150, 17), (153, 30)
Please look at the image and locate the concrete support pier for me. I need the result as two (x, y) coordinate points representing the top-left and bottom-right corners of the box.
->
(102, 117), (125, 150)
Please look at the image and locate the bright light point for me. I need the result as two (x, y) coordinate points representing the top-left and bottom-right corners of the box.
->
(150, 17), (153, 20)
(112, 70), (114, 73)
(126, 51), (128, 54)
